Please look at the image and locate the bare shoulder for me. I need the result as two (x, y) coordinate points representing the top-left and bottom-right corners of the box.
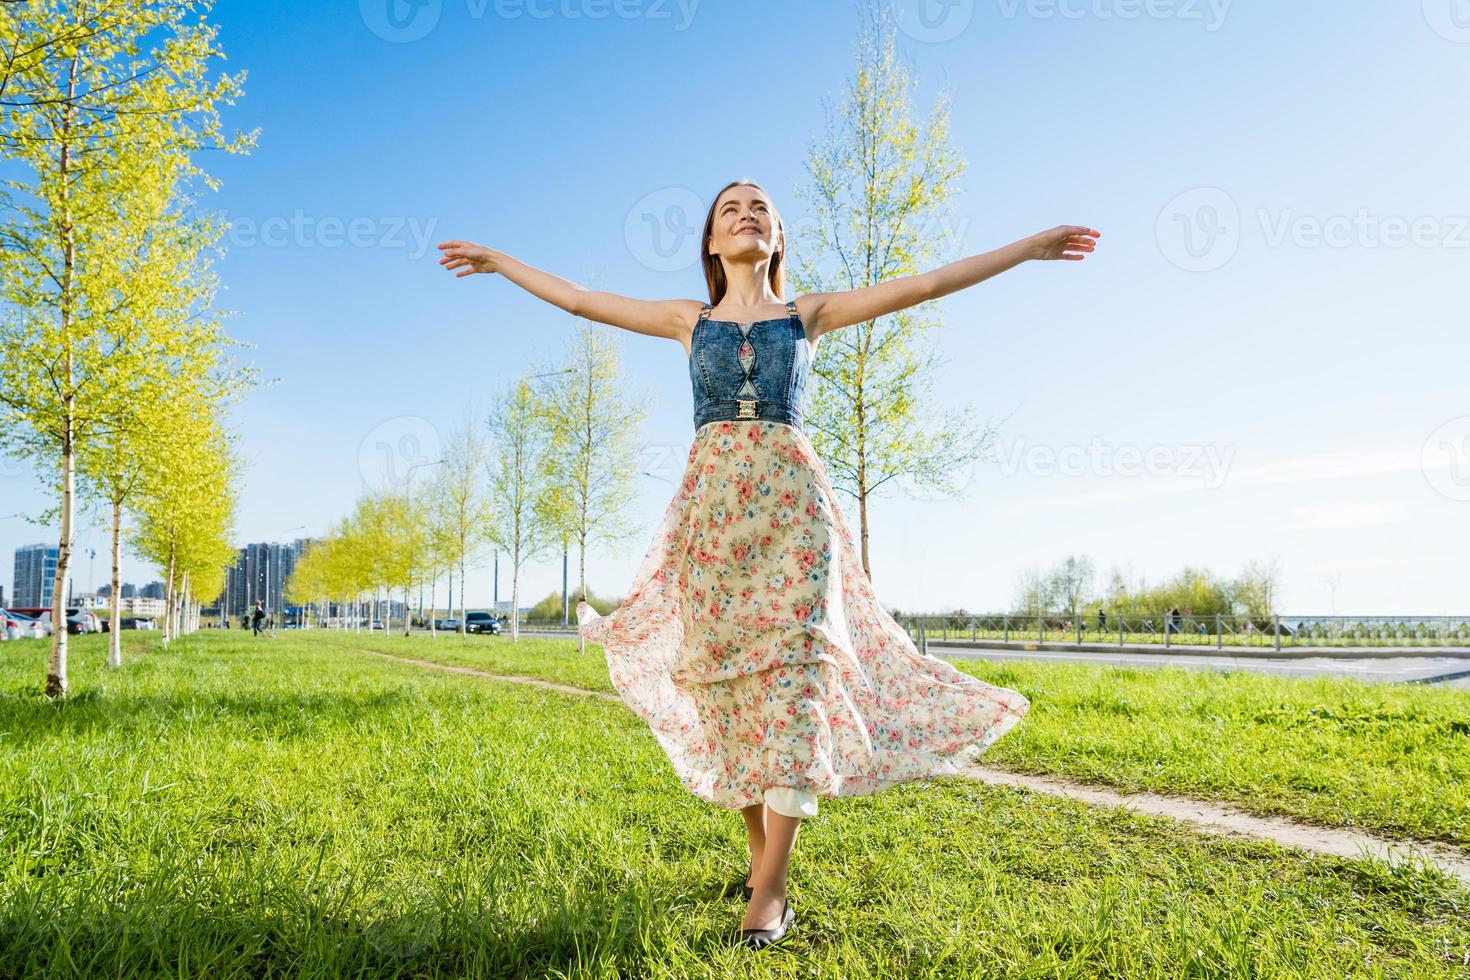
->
(673, 298), (710, 357)
(791, 293), (832, 341)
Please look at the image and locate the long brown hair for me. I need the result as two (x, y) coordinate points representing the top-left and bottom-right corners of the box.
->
(699, 179), (787, 305)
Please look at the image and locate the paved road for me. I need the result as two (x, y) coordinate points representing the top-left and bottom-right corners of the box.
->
(931, 644), (1470, 687)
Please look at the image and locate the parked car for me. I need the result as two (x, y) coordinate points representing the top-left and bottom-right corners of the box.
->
(119, 616), (156, 630)
(2, 612), (19, 640)
(5, 611), (51, 639)
(464, 611), (501, 635)
(370, 619), (385, 630)
(433, 618), (460, 631)
(9, 607), (96, 635)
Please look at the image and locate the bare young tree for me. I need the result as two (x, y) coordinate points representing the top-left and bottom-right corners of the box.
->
(485, 376), (557, 641)
(535, 321), (647, 653)
(1233, 555), (1285, 621)
(430, 409), (496, 635)
(1321, 569), (1343, 615)
(1048, 555), (1096, 620)
(787, 1), (995, 583)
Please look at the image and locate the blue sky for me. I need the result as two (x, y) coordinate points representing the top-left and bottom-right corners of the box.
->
(4, 0), (1466, 615)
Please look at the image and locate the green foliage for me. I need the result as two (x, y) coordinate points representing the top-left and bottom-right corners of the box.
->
(0, 0), (257, 688)
(787, 4), (992, 573)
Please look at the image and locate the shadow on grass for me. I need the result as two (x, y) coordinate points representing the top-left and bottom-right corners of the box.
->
(0, 874), (748, 976)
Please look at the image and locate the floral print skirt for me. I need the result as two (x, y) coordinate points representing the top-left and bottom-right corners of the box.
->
(576, 420), (1030, 814)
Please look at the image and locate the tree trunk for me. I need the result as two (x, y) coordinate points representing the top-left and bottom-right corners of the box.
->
(510, 540), (522, 642)
(162, 552), (176, 648)
(108, 497), (123, 668)
(428, 572), (437, 638)
(179, 570), (190, 637)
(45, 45), (81, 700)
(458, 560), (466, 635)
(577, 534), (587, 655)
(45, 420), (75, 698)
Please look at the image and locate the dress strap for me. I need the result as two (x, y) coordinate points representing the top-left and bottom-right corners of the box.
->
(785, 299), (801, 322)
(697, 302), (712, 321)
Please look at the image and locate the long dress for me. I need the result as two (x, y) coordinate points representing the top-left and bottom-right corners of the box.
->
(576, 300), (1030, 814)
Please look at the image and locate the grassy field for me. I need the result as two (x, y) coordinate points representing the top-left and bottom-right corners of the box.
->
(311, 630), (1470, 848)
(0, 632), (1465, 978)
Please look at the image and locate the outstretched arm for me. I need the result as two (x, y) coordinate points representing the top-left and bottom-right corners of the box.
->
(802, 225), (1100, 339)
(436, 239), (695, 345)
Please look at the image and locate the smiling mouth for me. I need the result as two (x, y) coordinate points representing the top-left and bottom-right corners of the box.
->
(737, 228), (760, 235)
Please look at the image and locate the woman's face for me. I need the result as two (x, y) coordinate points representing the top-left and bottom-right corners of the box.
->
(708, 187), (782, 261)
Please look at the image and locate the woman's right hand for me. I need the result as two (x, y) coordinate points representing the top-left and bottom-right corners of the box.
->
(437, 239), (502, 277)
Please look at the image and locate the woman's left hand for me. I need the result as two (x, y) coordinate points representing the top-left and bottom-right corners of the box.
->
(1029, 225), (1101, 261)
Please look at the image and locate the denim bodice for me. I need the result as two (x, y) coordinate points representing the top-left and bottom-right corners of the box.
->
(689, 300), (811, 432)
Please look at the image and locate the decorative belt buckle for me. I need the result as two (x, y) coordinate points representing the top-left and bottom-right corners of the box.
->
(736, 399), (757, 420)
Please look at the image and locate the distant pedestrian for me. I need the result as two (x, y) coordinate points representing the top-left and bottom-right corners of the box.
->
(251, 601), (265, 637)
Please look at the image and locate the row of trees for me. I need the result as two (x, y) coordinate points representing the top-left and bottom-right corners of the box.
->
(0, 1), (257, 696)
(287, 323), (646, 647)
(1010, 555), (1287, 622)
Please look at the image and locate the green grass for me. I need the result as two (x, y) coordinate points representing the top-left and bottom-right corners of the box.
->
(316, 630), (1470, 848)
(0, 632), (1465, 977)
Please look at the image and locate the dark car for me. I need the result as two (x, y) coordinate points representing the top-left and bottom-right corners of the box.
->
(464, 611), (501, 635)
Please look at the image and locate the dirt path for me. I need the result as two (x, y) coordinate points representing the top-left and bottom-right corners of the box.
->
(363, 649), (1470, 888)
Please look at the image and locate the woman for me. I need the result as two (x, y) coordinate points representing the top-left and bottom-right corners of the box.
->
(438, 180), (1099, 950)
